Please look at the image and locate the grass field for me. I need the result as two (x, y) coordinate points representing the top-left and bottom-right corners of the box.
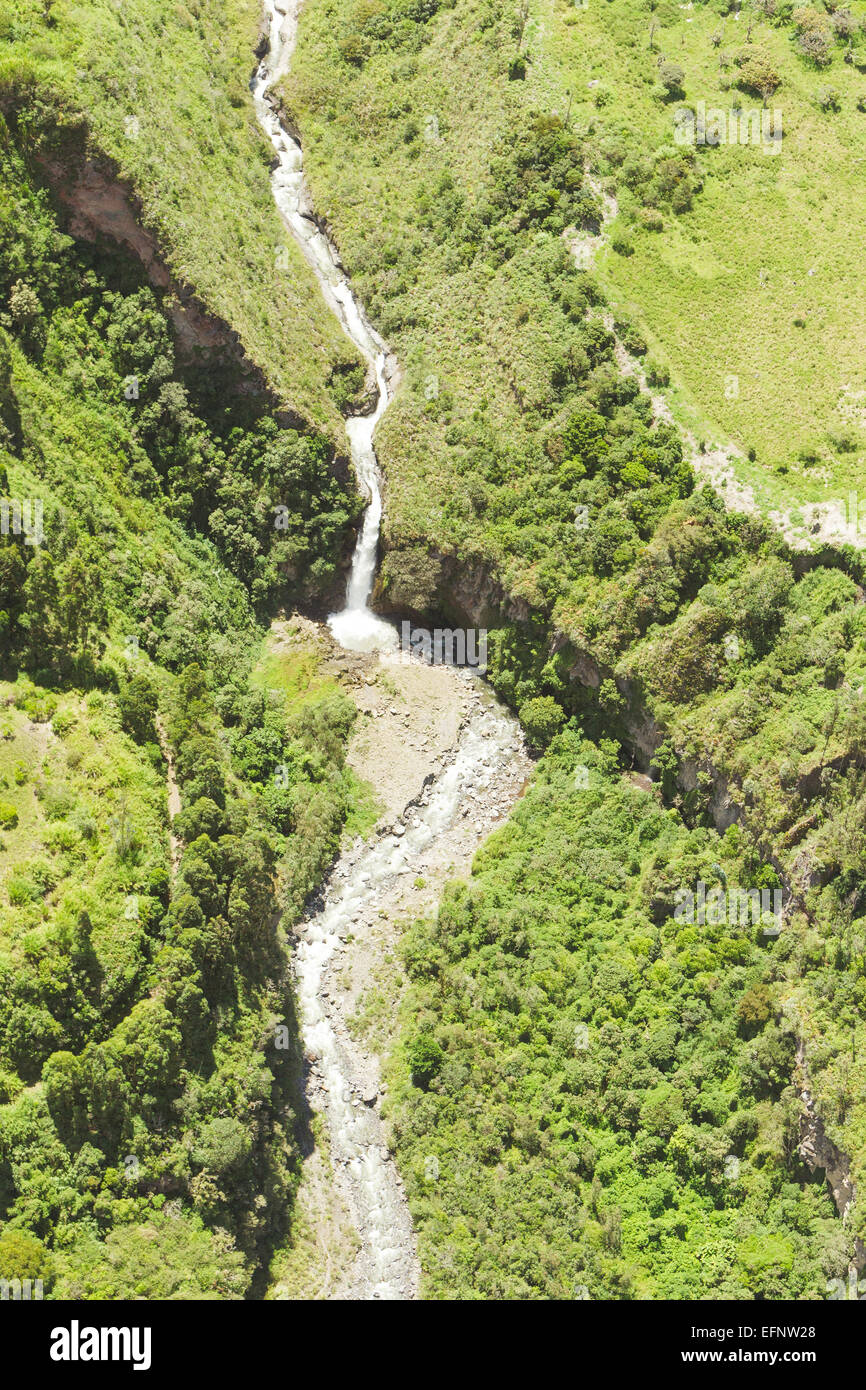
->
(537, 0), (866, 513)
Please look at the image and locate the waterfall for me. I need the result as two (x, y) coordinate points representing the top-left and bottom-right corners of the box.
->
(251, 0), (396, 653)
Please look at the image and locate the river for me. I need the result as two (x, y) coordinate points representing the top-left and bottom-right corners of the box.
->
(252, 0), (529, 1299)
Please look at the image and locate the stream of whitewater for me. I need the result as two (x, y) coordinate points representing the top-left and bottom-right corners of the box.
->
(253, 0), (529, 1298)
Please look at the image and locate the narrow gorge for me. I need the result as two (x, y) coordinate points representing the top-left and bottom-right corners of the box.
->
(254, 0), (530, 1297)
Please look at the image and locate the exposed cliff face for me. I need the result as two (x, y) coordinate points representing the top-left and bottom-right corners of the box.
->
(797, 1042), (865, 1273)
(375, 543), (523, 627)
(41, 148), (291, 401)
(377, 541), (737, 815)
(18, 119), (358, 500)
(677, 756), (743, 832)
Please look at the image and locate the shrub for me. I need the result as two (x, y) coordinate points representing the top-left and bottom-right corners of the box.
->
(610, 232), (634, 256)
(614, 317), (648, 357)
(519, 695), (566, 746)
(8, 874), (39, 903)
(0, 799), (18, 828)
(737, 49), (782, 100)
(657, 62), (686, 99)
(639, 207), (664, 231)
(406, 1033), (444, 1086)
(798, 29), (833, 63)
(646, 359), (671, 388)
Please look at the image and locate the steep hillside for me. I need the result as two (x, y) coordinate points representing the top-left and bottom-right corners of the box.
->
(0, 3), (376, 1297)
(286, 0), (866, 552)
(0, 0), (366, 435)
(284, 0), (866, 1297)
(0, 0), (863, 1306)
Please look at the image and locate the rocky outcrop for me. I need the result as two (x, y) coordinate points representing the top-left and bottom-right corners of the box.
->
(381, 542), (748, 816)
(39, 148), (295, 405)
(797, 1041), (865, 1273)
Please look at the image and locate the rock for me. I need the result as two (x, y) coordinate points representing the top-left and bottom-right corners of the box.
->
(361, 1085), (379, 1106)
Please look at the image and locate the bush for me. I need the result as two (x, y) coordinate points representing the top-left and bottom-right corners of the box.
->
(0, 799), (18, 828)
(610, 232), (634, 256)
(639, 207), (664, 232)
(816, 86), (841, 110)
(798, 29), (832, 64)
(657, 62), (686, 99)
(737, 50), (782, 100)
(406, 1033), (444, 1086)
(519, 695), (566, 746)
(614, 317), (648, 357)
(646, 359), (671, 388)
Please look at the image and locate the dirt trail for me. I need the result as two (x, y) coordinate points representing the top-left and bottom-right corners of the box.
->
(566, 171), (866, 550)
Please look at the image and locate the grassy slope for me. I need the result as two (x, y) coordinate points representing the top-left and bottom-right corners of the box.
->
(1, 0), (362, 437)
(289, 0), (866, 534)
(287, 0), (866, 1292)
(538, 0), (866, 506)
(0, 683), (166, 1077)
(286, 0), (543, 559)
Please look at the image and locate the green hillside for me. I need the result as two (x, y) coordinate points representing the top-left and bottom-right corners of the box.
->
(0, 0), (863, 1306)
(0, 0), (365, 436)
(0, 6), (368, 1294)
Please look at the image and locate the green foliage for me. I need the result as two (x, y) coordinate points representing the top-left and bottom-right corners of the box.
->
(405, 1033), (444, 1086)
(53, 1210), (247, 1300)
(0, 1226), (50, 1284)
(116, 673), (158, 745)
(518, 694), (566, 746)
(388, 730), (846, 1299)
(0, 66), (365, 1297)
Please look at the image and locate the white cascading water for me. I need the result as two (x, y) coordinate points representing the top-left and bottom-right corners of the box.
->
(252, 0), (395, 653)
(294, 692), (526, 1299)
(252, 0), (530, 1299)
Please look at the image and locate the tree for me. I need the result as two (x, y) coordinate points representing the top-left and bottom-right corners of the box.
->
(657, 61), (686, 99)
(737, 51), (782, 103)
(519, 695), (566, 747)
(798, 27), (832, 63)
(793, 6), (833, 63)
(18, 541), (107, 678)
(514, 0), (529, 49)
(117, 673), (158, 744)
(192, 1117), (251, 1177)
(0, 1229), (50, 1287)
(406, 1033), (444, 1086)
